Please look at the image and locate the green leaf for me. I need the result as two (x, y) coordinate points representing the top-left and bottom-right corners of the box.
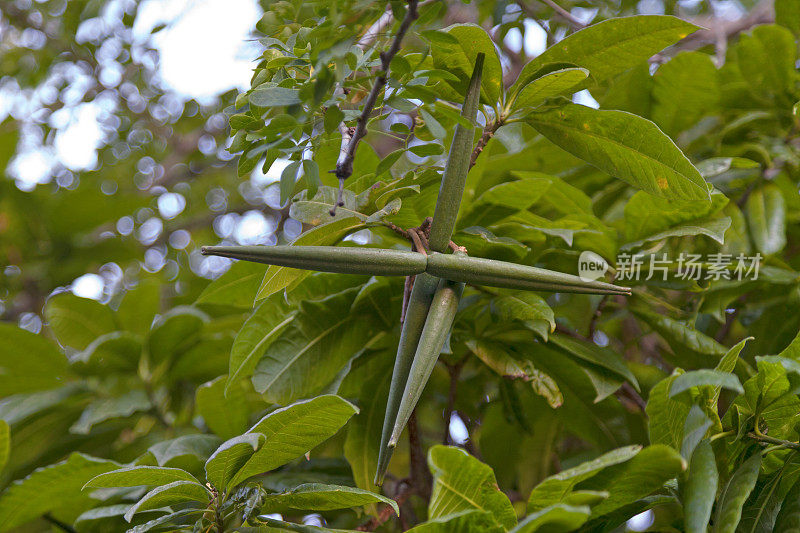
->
(205, 433), (265, 490)
(624, 190), (728, 245)
(84, 466), (200, 489)
(775, 479), (800, 531)
(44, 293), (116, 350)
(196, 377), (250, 439)
(775, 0), (800, 36)
(303, 159), (321, 197)
(511, 503), (591, 533)
(0, 323), (69, 395)
(578, 445), (685, 517)
(512, 68), (589, 111)
(528, 445), (642, 512)
(652, 52), (719, 136)
(0, 420), (9, 474)
(70, 389), (152, 434)
(510, 16), (699, 94)
(736, 25), (797, 100)
(252, 289), (378, 403)
(116, 280), (160, 336)
(467, 339), (562, 408)
(527, 103), (709, 201)
(548, 334), (640, 391)
(228, 296), (296, 391)
(428, 445), (516, 530)
(713, 453), (762, 533)
(124, 480), (209, 522)
(74, 332), (142, 373)
(280, 160), (302, 205)
(228, 395), (358, 487)
(244, 515), (360, 532)
(431, 24), (503, 104)
(344, 375), (390, 496)
(491, 293), (555, 334)
(680, 405), (713, 461)
(255, 217), (366, 301)
(260, 483), (398, 515)
(746, 184), (786, 255)
(126, 508), (205, 533)
(669, 370), (743, 398)
(147, 306), (208, 363)
(147, 434), (223, 467)
(0, 453), (118, 532)
(684, 439), (718, 533)
(407, 510), (505, 533)
(196, 260), (266, 309)
(646, 371), (690, 450)
(249, 86), (301, 107)
(634, 310), (727, 369)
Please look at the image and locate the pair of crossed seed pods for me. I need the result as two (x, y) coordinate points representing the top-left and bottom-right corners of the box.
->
(202, 53), (629, 484)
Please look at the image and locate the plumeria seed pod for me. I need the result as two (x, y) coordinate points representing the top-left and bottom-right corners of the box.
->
(427, 53), (484, 253)
(426, 253), (630, 295)
(389, 274), (465, 448)
(201, 245), (426, 277)
(374, 272), (440, 485)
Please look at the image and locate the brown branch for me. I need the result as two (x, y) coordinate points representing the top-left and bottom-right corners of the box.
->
(470, 120), (503, 168)
(333, 0), (420, 198)
(407, 411), (432, 501)
(442, 358), (466, 444)
(516, 0), (585, 31)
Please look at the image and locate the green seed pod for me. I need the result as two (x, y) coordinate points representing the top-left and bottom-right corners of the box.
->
(201, 245), (426, 277)
(374, 272), (440, 485)
(389, 275), (465, 447)
(426, 253), (630, 295)
(427, 53), (484, 253)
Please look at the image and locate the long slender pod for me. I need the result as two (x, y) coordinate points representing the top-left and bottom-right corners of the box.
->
(427, 53), (485, 253)
(389, 276), (464, 447)
(201, 245), (426, 276)
(375, 273), (440, 485)
(426, 253), (630, 294)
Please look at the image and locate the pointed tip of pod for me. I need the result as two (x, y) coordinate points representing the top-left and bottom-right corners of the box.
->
(374, 444), (396, 487)
(200, 246), (210, 255)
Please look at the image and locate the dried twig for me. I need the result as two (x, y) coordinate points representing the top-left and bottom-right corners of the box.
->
(332, 0), (420, 213)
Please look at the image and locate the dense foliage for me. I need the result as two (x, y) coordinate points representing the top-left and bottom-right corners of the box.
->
(2, 0), (800, 531)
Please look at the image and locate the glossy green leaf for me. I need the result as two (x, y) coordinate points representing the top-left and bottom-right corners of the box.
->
(344, 375), (390, 495)
(124, 480), (209, 522)
(511, 503), (591, 533)
(255, 217), (366, 301)
(252, 289), (378, 403)
(746, 184), (786, 255)
(527, 103), (709, 201)
(512, 68), (589, 111)
(116, 279), (160, 336)
(249, 86), (301, 107)
(407, 510), (505, 533)
(0, 420), (9, 474)
(84, 465), (200, 489)
(205, 433), (265, 490)
(669, 370), (743, 398)
(260, 483), (398, 515)
(0, 323), (69, 395)
(713, 453), (762, 533)
(147, 434), (223, 467)
(775, 479), (800, 531)
(652, 52), (719, 136)
(684, 439), (718, 533)
(528, 446), (642, 512)
(228, 395), (358, 487)
(196, 260), (266, 308)
(511, 16), (699, 94)
(227, 295), (296, 392)
(431, 24), (502, 104)
(467, 339), (562, 408)
(428, 445), (516, 530)
(0, 453), (118, 532)
(44, 293), (116, 350)
(196, 376), (250, 439)
(70, 389), (151, 434)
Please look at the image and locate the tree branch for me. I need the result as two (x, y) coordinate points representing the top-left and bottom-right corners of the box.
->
(332, 0), (420, 210)
(516, 0), (585, 31)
